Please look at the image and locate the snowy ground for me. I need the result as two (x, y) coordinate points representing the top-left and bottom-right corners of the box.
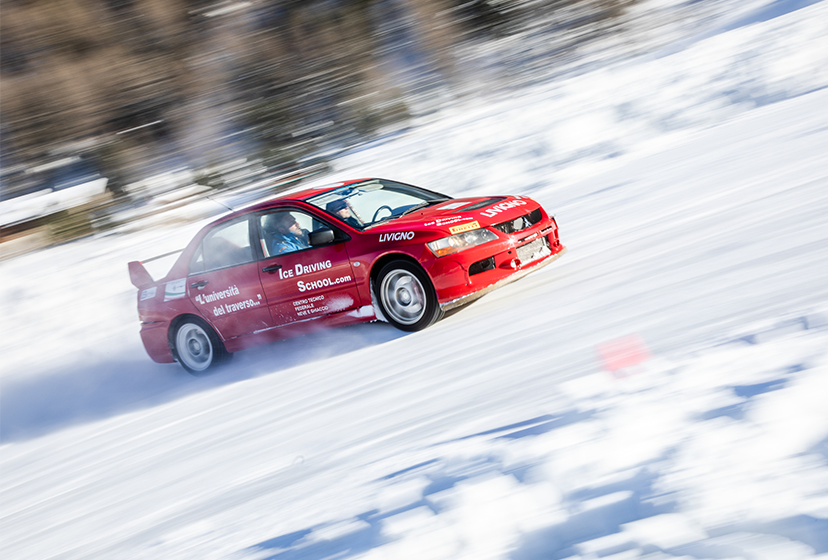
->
(2, 1), (828, 559)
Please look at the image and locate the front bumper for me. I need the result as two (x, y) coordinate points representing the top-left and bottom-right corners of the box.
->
(439, 245), (567, 312)
(426, 210), (566, 309)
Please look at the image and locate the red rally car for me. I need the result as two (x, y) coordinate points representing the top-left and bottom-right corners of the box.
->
(128, 178), (566, 373)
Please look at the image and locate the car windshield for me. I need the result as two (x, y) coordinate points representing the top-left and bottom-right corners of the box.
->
(306, 179), (450, 230)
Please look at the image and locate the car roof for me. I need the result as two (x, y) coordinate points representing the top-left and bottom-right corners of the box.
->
(290, 177), (375, 201)
(217, 177), (373, 222)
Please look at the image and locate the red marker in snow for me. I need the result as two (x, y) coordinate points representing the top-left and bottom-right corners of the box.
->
(597, 334), (652, 376)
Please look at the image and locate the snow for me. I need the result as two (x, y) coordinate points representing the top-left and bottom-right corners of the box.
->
(2, 1), (828, 558)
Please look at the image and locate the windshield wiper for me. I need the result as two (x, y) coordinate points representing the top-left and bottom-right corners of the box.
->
(363, 215), (397, 230)
(364, 198), (451, 230)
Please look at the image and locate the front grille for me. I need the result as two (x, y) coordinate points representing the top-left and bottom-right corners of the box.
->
(492, 208), (542, 234)
(516, 236), (550, 264)
(469, 256), (495, 276)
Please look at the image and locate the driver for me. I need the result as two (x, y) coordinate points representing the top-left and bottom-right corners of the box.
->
(263, 212), (310, 254)
(326, 199), (361, 228)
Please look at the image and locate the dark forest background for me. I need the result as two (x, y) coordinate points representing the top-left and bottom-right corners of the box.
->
(1, 0), (637, 197)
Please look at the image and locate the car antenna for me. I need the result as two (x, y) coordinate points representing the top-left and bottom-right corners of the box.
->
(206, 195), (235, 213)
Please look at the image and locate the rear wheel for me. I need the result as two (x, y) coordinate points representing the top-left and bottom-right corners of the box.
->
(375, 260), (443, 332)
(171, 317), (231, 375)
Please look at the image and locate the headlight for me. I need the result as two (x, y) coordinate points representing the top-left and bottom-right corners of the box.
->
(427, 228), (498, 257)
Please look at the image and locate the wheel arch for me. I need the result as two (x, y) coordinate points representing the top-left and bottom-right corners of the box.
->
(369, 253), (443, 331)
(369, 252), (425, 287)
(168, 313), (232, 374)
(168, 313), (215, 350)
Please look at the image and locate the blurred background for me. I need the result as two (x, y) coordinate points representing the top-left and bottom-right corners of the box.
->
(1, 0), (740, 254)
(2, 3), (828, 558)
(2, 0), (826, 257)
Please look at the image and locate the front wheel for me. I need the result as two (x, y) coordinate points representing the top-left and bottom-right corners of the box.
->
(171, 317), (231, 375)
(375, 260), (443, 332)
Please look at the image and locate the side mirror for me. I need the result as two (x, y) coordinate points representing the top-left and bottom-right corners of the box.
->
(309, 228), (335, 246)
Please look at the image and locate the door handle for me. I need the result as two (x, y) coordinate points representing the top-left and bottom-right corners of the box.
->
(262, 264), (282, 273)
(190, 280), (209, 289)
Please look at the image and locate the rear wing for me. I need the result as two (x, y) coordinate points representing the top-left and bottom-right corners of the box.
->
(128, 261), (153, 289)
(127, 248), (183, 289)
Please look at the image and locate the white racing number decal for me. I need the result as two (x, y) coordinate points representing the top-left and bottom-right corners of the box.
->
(297, 275), (352, 293)
(278, 260), (332, 279)
(292, 295), (328, 317)
(379, 232), (415, 242)
(479, 199), (527, 218)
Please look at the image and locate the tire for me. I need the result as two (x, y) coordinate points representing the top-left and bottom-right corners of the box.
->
(171, 317), (231, 375)
(374, 260), (443, 332)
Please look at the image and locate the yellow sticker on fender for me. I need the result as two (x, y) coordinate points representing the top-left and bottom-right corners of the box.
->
(449, 221), (480, 235)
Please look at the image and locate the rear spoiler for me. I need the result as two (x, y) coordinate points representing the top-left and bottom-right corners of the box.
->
(127, 248), (183, 289)
(128, 261), (153, 289)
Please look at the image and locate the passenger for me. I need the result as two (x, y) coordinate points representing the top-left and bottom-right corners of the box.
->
(264, 212), (309, 254)
(326, 199), (361, 228)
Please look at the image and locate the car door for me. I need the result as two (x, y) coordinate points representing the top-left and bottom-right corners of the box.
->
(187, 216), (272, 339)
(256, 208), (361, 326)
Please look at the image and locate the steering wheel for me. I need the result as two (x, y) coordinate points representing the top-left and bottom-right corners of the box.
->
(372, 205), (394, 222)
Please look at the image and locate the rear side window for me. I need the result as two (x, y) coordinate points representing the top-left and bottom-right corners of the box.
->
(189, 219), (253, 274)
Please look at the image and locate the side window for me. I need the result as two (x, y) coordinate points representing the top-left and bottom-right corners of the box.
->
(189, 243), (205, 274)
(259, 210), (314, 257)
(192, 219), (253, 273)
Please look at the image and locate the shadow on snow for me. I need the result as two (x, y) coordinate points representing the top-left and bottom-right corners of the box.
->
(0, 321), (406, 444)
(243, 321), (827, 560)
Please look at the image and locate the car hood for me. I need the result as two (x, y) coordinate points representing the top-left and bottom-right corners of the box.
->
(369, 195), (540, 235)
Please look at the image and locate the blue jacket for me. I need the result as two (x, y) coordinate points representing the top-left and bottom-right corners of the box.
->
(271, 230), (309, 254)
